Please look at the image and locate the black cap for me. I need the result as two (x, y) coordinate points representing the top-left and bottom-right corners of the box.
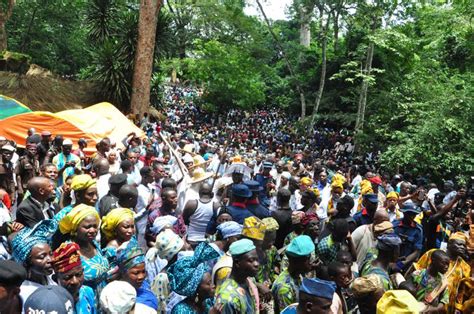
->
(108, 173), (128, 185)
(0, 260), (27, 286)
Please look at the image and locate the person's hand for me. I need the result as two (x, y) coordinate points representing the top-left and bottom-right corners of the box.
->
(258, 283), (272, 302)
(455, 189), (466, 201)
(10, 222), (24, 232)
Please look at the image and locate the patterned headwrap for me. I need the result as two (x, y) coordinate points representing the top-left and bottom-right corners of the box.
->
(168, 242), (220, 297)
(117, 237), (145, 272)
(12, 219), (58, 264)
(376, 233), (402, 251)
(59, 204), (100, 235)
(146, 229), (184, 262)
(262, 217), (279, 231)
(351, 274), (384, 298)
(242, 216), (266, 240)
(291, 211), (306, 224)
(53, 242), (82, 274)
(70, 174), (96, 191)
(217, 221), (243, 239)
(449, 232), (468, 243)
(150, 215), (178, 235)
(101, 207), (135, 241)
(301, 212), (318, 226)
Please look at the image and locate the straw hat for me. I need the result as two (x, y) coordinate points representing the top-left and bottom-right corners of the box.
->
(189, 168), (214, 184)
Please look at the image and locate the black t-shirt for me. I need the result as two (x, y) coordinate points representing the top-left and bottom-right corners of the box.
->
(272, 208), (293, 249)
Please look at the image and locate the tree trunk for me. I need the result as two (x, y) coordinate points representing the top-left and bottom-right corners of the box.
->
(299, 3), (311, 48)
(130, 0), (162, 115)
(312, 16), (330, 119)
(355, 41), (374, 132)
(0, 21), (7, 51)
(256, 0), (307, 119)
(333, 11), (340, 54)
(0, 0), (16, 51)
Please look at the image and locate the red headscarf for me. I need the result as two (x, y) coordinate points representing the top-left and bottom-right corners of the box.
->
(53, 242), (82, 274)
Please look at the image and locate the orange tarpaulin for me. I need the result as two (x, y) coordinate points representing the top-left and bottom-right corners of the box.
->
(0, 102), (145, 155)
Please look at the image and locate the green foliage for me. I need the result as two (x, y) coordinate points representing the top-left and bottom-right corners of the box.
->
(181, 40), (267, 110)
(85, 0), (121, 44)
(7, 0), (89, 75)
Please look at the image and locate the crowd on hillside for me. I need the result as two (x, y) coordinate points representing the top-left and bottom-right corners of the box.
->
(0, 84), (473, 314)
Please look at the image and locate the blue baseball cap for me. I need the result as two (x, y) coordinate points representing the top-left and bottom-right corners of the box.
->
(232, 184), (252, 198)
(244, 180), (264, 192)
(25, 286), (74, 314)
(363, 193), (379, 204)
(300, 278), (336, 300)
(400, 200), (421, 214)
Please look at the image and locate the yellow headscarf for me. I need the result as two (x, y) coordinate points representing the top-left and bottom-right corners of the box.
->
(386, 191), (399, 200)
(332, 173), (346, 185)
(360, 179), (374, 195)
(71, 174), (96, 191)
(101, 208), (135, 241)
(450, 232), (469, 243)
(59, 204), (100, 235)
(300, 177), (313, 186)
(242, 216), (266, 240)
(308, 188), (320, 198)
(262, 217), (279, 231)
(358, 179), (375, 211)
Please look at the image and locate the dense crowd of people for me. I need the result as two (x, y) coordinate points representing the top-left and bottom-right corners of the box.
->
(0, 84), (473, 314)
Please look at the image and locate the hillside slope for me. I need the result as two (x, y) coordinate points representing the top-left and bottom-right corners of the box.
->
(0, 70), (104, 112)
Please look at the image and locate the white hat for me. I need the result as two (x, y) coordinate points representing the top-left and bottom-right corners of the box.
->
(100, 281), (136, 314)
(182, 154), (194, 164)
(281, 171), (291, 180)
(1, 144), (15, 152)
(62, 139), (73, 146)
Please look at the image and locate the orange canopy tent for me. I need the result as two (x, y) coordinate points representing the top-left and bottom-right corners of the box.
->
(0, 99), (145, 155)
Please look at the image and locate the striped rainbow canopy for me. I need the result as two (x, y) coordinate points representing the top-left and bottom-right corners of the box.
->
(0, 95), (32, 120)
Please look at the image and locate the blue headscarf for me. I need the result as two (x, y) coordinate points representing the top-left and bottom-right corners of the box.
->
(12, 219), (58, 264)
(117, 237), (146, 272)
(168, 242), (220, 297)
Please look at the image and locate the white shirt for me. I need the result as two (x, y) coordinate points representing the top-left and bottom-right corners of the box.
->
(96, 173), (111, 201)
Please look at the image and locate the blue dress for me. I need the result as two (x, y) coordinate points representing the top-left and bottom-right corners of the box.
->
(171, 298), (214, 314)
(80, 241), (110, 305)
(76, 285), (97, 314)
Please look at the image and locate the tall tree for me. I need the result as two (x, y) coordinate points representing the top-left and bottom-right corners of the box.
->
(0, 0), (15, 51)
(256, 0), (308, 118)
(130, 0), (162, 114)
(310, 1), (332, 121)
(295, 0), (313, 47)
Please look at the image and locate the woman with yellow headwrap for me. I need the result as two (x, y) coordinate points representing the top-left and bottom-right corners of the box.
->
(291, 177), (313, 211)
(54, 174), (98, 223)
(385, 191), (403, 222)
(318, 174), (346, 221)
(101, 208), (136, 279)
(413, 232), (471, 313)
(59, 203), (109, 301)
